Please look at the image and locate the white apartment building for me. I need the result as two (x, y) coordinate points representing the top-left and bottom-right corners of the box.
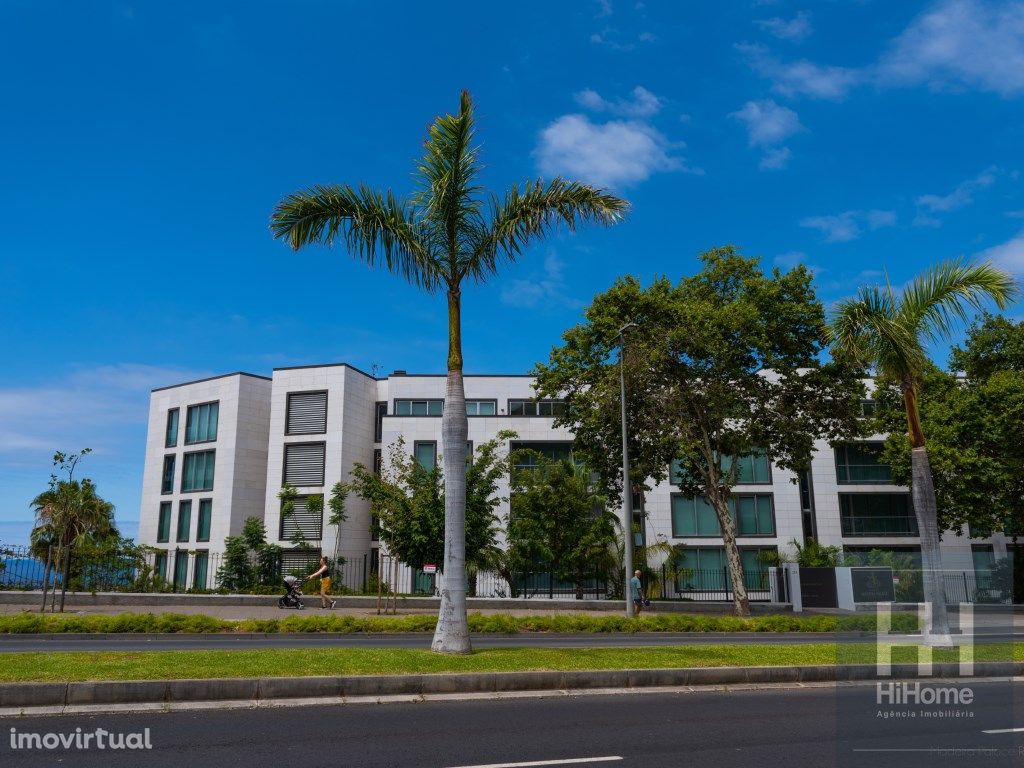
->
(139, 365), (1010, 594)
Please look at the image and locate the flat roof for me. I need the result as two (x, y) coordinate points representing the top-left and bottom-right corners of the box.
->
(151, 371), (272, 392)
(271, 363), (534, 380)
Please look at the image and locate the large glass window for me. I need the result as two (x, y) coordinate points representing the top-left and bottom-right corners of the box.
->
(466, 399), (497, 416)
(508, 399), (567, 417)
(835, 442), (892, 483)
(182, 450), (215, 492)
(283, 442), (325, 486)
(173, 551), (189, 590)
(193, 551), (209, 590)
(511, 442), (573, 473)
(196, 499), (212, 542)
(154, 551), (168, 580)
(176, 501), (192, 542)
(157, 502), (172, 543)
(675, 547), (776, 590)
(185, 401), (219, 444)
(394, 399), (443, 416)
(413, 441), (437, 471)
(671, 494), (775, 537)
(670, 450), (770, 486)
(839, 493), (917, 536)
(286, 391), (327, 435)
(165, 408), (179, 448)
(161, 455), (175, 495)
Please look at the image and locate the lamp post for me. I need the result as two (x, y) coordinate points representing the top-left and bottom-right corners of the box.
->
(618, 321), (638, 617)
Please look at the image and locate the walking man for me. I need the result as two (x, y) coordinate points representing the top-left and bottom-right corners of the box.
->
(630, 569), (645, 615)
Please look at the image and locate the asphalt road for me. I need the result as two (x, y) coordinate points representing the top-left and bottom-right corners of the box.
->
(0, 629), (1018, 652)
(2, 681), (1022, 767)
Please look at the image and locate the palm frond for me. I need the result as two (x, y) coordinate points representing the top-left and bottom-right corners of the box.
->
(898, 257), (1019, 344)
(413, 90), (485, 274)
(270, 183), (441, 291)
(828, 285), (924, 378)
(467, 178), (629, 282)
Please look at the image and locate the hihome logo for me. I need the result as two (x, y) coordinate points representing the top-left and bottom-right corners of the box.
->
(873, 602), (975, 720)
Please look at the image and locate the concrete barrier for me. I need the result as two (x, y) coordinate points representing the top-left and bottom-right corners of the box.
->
(2, 662), (1020, 710)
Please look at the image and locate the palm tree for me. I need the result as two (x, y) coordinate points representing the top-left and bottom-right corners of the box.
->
(271, 91), (628, 653)
(828, 258), (1018, 641)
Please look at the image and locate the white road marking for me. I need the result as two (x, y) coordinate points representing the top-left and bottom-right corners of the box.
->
(445, 757), (623, 768)
(983, 727), (1024, 734)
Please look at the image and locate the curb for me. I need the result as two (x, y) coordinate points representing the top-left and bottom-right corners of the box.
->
(2, 662), (1020, 709)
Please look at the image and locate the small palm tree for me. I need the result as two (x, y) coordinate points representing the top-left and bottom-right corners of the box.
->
(828, 258), (1018, 640)
(271, 92), (628, 653)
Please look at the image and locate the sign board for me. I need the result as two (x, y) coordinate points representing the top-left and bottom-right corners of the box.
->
(422, 564), (437, 574)
(851, 567), (895, 602)
(799, 567), (839, 608)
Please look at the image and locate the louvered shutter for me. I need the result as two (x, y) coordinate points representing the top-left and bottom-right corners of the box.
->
(284, 443), (325, 486)
(280, 549), (322, 577)
(281, 496), (324, 539)
(286, 392), (328, 435)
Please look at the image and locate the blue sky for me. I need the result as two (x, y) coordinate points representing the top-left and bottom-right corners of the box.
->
(2, 0), (1024, 545)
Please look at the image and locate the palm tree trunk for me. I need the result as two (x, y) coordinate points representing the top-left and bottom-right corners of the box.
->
(710, 493), (750, 617)
(903, 383), (951, 642)
(432, 289), (471, 654)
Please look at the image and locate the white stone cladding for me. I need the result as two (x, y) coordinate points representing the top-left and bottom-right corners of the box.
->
(140, 366), (1008, 589)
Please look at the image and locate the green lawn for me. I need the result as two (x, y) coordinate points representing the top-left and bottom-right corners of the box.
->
(0, 642), (1014, 683)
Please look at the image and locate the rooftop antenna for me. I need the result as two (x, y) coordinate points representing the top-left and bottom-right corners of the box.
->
(371, 362), (381, 379)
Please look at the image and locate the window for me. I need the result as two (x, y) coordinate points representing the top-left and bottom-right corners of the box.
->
(192, 551), (209, 590)
(511, 442), (573, 473)
(507, 399), (567, 417)
(182, 450), (215, 492)
(184, 401), (219, 444)
(161, 455), (175, 495)
(196, 499), (212, 542)
(176, 500), (192, 543)
(859, 399), (878, 418)
(372, 448), (383, 475)
(674, 547), (776, 590)
(394, 399), (443, 416)
(839, 493), (917, 536)
(283, 442), (325, 486)
(972, 545), (995, 576)
(374, 401), (387, 442)
(165, 408), (179, 448)
(835, 443), (892, 484)
(173, 550), (189, 590)
(669, 450), (771, 486)
(279, 495), (324, 540)
(286, 391), (328, 435)
(670, 494), (775, 537)
(465, 399), (497, 416)
(414, 441), (437, 471)
(157, 502), (172, 543)
(154, 551), (168, 580)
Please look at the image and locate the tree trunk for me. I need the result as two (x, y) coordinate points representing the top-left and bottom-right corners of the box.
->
(903, 380), (951, 642)
(432, 289), (471, 654)
(710, 493), (750, 617)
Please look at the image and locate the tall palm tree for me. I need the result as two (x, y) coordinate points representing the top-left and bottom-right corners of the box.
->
(271, 91), (628, 653)
(828, 258), (1017, 640)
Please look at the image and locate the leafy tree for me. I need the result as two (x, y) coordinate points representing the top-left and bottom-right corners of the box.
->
(790, 539), (841, 568)
(348, 432), (514, 579)
(216, 516), (283, 591)
(327, 481), (350, 571)
(507, 453), (618, 598)
(271, 92), (627, 653)
(829, 259), (1017, 639)
(536, 248), (865, 616)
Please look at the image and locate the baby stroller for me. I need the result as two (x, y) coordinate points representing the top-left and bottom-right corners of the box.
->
(278, 575), (305, 609)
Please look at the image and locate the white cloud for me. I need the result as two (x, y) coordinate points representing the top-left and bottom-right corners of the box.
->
(976, 228), (1024, 274)
(799, 209), (897, 243)
(738, 42), (861, 100)
(536, 113), (697, 188)
(878, 0), (1024, 96)
(773, 251), (808, 269)
(914, 167), (998, 221)
(755, 11), (813, 42)
(500, 251), (584, 310)
(730, 99), (802, 171)
(574, 85), (662, 117)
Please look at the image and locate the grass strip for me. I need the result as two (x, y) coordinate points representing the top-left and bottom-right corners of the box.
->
(0, 643), (1014, 683)
(0, 611), (920, 635)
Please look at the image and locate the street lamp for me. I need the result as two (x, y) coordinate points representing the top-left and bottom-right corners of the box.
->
(618, 321), (638, 618)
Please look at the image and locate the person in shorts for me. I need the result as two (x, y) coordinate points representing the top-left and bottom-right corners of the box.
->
(630, 569), (645, 615)
(306, 556), (336, 609)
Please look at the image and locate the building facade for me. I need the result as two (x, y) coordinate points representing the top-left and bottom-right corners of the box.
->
(139, 365), (1009, 594)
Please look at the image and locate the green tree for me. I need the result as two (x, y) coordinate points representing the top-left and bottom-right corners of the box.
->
(507, 454), (618, 598)
(270, 92), (627, 653)
(828, 259), (1017, 639)
(536, 248), (865, 616)
(348, 432), (514, 579)
(327, 481), (350, 571)
(216, 516), (283, 591)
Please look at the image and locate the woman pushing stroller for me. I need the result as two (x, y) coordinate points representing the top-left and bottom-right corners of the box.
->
(306, 555), (336, 609)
